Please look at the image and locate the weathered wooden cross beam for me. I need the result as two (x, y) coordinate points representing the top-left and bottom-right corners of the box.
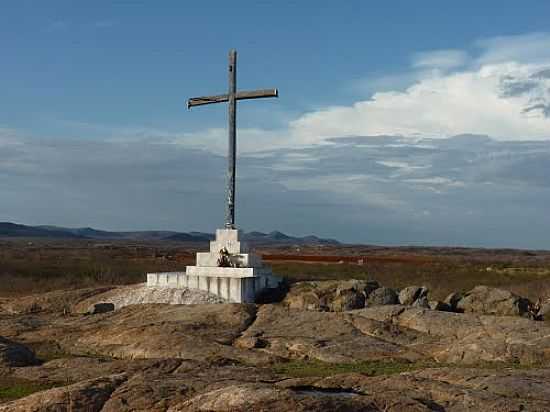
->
(187, 49), (278, 229)
(187, 89), (278, 108)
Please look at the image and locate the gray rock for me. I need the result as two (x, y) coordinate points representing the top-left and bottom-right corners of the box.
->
(88, 302), (115, 315)
(538, 302), (550, 320)
(363, 280), (381, 297)
(365, 287), (398, 306)
(399, 286), (429, 306)
(444, 292), (463, 311)
(456, 286), (531, 317)
(412, 296), (430, 308)
(284, 280), (372, 312)
(399, 286), (422, 305)
(429, 300), (452, 311)
(330, 288), (365, 312)
(0, 337), (38, 367)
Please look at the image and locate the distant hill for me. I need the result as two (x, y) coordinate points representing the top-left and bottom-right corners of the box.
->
(0, 222), (82, 239)
(241, 231), (339, 246)
(0, 222), (340, 246)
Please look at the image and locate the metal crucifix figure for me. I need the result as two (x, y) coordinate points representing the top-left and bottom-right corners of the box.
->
(187, 49), (278, 229)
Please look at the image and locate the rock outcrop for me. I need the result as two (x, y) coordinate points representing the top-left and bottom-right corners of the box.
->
(538, 301), (550, 320)
(0, 287), (114, 314)
(87, 302), (115, 315)
(4, 361), (550, 411)
(284, 280), (375, 312)
(455, 285), (532, 317)
(74, 284), (226, 313)
(0, 374), (127, 412)
(443, 292), (463, 311)
(398, 286), (428, 306)
(169, 383), (377, 412)
(0, 336), (38, 368)
(365, 287), (399, 306)
(355, 305), (550, 365)
(2, 282), (550, 410)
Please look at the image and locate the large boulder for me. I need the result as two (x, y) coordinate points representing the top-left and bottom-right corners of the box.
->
(365, 287), (398, 306)
(284, 287), (326, 311)
(456, 286), (531, 317)
(398, 286), (429, 306)
(363, 280), (381, 296)
(284, 280), (372, 312)
(538, 301), (550, 320)
(0, 336), (38, 368)
(428, 300), (451, 311)
(330, 288), (365, 312)
(88, 302), (115, 315)
(444, 292), (463, 311)
(411, 296), (430, 308)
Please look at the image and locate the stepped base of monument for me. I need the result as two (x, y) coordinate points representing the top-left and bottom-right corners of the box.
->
(146, 270), (282, 303)
(146, 228), (282, 303)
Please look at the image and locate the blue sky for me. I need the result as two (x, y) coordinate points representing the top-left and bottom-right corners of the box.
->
(1, 1), (550, 248)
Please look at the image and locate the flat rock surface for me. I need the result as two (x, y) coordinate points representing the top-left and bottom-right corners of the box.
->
(0, 374), (127, 412)
(2, 285), (550, 410)
(3, 302), (550, 367)
(236, 304), (432, 363)
(4, 361), (550, 411)
(0, 287), (114, 314)
(68, 303), (272, 363)
(353, 305), (550, 364)
(73, 284), (226, 313)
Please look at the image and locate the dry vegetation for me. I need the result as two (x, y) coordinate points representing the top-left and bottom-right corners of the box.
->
(1, 238), (550, 301)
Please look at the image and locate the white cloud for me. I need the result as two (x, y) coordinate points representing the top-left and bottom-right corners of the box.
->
(412, 49), (468, 70)
(167, 32), (550, 155)
(290, 61), (550, 142)
(279, 174), (406, 210)
(475, 32), (550, 65)
(44, 32), (550, 156)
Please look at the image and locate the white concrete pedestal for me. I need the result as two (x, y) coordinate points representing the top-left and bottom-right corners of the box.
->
(147, 229), (281, 303)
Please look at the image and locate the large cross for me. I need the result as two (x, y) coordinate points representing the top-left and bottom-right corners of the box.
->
(187, 49), (278, 229)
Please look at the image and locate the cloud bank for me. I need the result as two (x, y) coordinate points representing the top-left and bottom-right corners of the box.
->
(2, 32), (550, 248)
(1, 133), (549, 248)
(175, 32), (550, 154)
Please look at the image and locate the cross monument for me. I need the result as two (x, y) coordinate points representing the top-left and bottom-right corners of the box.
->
(187, 49), (278, 228)
(146, 50), (282, 303)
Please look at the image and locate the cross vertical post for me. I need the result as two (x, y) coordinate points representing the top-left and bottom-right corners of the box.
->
(227, 49), (237, 228)
(187, 50), (278, 229)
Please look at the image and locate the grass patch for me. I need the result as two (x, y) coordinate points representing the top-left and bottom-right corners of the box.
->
(272, 359), (540, 378)
(272, 359), (434, 378)
(1, 239), (550, 301)
(0, 378), (59, 403)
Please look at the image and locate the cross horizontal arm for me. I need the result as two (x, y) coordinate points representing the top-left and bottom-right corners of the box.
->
(187, 88), (278, 109)
(236, 88), (278, 101)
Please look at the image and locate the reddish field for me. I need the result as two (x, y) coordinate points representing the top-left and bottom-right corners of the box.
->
(1, 238), (550, 301)
(263, 254), (436, 265)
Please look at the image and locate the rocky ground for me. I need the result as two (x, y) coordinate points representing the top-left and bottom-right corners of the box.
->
(1, 282), (550, 411)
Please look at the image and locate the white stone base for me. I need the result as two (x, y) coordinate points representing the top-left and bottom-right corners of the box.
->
(146, 270), (281, 303)
(146, 228), (282, 303)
